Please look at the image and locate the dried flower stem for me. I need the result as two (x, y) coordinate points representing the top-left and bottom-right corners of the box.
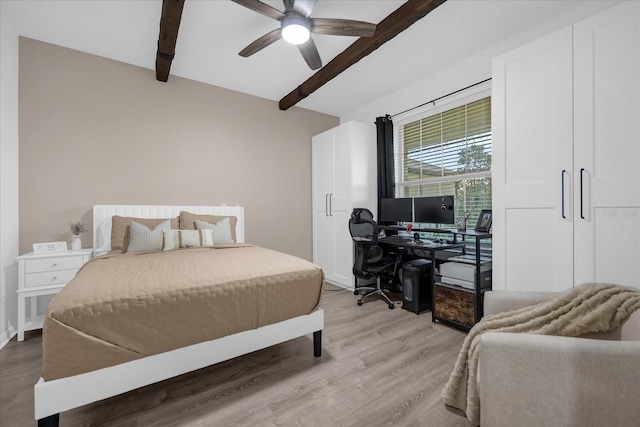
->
(69, 222), (87, 236)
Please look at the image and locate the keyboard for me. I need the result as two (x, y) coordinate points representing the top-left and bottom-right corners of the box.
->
(381, 235), (413, 243)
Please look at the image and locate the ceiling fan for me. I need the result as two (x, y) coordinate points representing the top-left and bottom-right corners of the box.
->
(231, 0), (377, 70)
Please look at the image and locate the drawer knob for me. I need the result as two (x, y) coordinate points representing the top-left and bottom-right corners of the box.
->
(51, 263), (57, 268)
(51, 276), (57, 281)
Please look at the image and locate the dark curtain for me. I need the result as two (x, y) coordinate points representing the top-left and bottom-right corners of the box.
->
(375, 115), (395, 223)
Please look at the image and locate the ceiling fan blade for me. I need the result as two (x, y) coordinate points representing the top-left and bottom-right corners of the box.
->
(232, 0), (284, 21)
(298, 37), (322, 70)
(311, 18), (376, 37)
(291, 0), (317, 17)
(239, 28), (282, 57)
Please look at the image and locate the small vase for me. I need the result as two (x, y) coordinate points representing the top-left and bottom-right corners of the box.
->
(71, 235), (82, 251)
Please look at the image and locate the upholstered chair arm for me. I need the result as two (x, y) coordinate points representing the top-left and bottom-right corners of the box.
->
(478, 332), (640, 427)
(483, 290), (558, 316)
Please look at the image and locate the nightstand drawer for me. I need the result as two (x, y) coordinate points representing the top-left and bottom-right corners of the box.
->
(25, 256), (84, 274)
(24, 269), (79, 288)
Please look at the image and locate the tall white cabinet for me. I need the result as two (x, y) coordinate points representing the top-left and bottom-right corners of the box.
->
(492, 1), (640, 292)
(312, 121), (377, 288)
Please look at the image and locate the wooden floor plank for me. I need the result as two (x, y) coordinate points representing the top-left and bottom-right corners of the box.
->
(0, 284), (471, 426)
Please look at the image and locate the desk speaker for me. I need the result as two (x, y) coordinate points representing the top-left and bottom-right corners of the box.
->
(402, 259), (432, 314)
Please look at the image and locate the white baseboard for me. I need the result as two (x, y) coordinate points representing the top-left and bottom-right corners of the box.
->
(0, 326), (17, 350)
(325, 279), (354, 291)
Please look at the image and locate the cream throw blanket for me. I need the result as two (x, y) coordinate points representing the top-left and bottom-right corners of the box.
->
(441, 283), (640, 426)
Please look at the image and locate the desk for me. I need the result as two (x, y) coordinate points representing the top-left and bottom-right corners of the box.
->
(379, 231), (492, 331)
(378, 237), (464, 253)
(378, 237), (465, 297)
(378, 225), (457, 234)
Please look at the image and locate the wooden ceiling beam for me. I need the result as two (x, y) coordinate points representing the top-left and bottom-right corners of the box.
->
(279, 0), (447, 111)
(156, 0), (186, 82)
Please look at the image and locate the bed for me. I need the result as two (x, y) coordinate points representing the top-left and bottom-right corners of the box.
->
(34, 205), (324, 426)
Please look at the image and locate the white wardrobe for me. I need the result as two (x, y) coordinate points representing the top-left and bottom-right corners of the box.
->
(312, 121), (377, 288)
(492, 1), (640, 292)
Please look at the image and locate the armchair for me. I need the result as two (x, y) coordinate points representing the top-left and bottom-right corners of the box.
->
(349, 208), (396, 309)
(478, 290), (640, 426)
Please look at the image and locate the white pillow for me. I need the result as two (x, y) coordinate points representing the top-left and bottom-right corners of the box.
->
(94, 220), (112, 255)
(194, 218), (234, 244)
(127, 220), (171, 253)
(163, 229), (215, 251)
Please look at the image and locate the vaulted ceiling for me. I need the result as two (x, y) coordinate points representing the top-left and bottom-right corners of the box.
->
(11, 0), (589, 117)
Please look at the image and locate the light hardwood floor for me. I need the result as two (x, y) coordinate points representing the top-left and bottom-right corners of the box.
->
(0, 285), (471, 426)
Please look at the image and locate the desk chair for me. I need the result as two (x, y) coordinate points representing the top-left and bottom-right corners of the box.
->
(349, 208), (396, 309)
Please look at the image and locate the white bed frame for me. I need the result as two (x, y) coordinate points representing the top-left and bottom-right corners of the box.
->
(34, 205), (324, 426)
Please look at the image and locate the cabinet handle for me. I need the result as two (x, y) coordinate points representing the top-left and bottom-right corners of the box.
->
(580, 168), (585, 220)
(325, 194), (329, 216)
(561, 170), (567, 219)
(329, 193), (333, 216)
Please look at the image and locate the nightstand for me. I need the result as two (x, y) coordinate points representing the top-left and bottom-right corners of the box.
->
(16, 248), (93, 341)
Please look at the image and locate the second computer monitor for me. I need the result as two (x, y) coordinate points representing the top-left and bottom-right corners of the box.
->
(414, 195), (455, 225)
(380, 198), (413, 223)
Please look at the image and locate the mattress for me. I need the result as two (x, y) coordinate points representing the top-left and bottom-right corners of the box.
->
(42, 245), (324, 381)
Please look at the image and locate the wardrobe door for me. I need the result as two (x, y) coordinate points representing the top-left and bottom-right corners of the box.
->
(573, 1), (640, 289)
(332, 123), (354, 287)
(312, 131), (336, 283)
(492, 27), (574, 291)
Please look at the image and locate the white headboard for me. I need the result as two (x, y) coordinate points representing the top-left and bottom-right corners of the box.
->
(92, 205), (245, 252)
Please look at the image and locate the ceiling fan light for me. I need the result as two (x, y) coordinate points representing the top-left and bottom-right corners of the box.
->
(281, 16), (310, 45)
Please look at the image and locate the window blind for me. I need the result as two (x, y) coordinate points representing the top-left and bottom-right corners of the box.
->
(395, 97), (492, 226)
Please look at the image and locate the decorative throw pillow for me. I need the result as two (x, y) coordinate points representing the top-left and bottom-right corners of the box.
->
(111, 215), (179, 252)
(194, 218), (234, 244)
(162, 229), (215, 251)
(126, 220), (172, 253)
(179, 211), (237, 242)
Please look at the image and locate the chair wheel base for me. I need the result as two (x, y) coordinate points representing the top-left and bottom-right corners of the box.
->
(357, 300), (363, 306)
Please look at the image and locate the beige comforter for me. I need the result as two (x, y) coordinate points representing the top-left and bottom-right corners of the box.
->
(42, 245), (324, 381)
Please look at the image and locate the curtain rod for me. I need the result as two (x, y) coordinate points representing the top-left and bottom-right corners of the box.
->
(390, 77), (492, 118)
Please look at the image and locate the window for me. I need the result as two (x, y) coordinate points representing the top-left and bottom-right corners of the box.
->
(394, 94), (492, 229)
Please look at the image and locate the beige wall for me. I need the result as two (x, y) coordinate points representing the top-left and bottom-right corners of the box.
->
(19, 38), (338, 259)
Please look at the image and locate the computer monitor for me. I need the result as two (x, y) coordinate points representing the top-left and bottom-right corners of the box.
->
(413, 195), (455, 225)
(380, 198), (413, 223)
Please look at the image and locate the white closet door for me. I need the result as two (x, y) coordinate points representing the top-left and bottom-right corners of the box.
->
(332, 124), (354, 287)
(573, 1), (640, 289)
(492, 27), (574, 291)
(312, 132), (335, 283)
(312, 131), (334, 211)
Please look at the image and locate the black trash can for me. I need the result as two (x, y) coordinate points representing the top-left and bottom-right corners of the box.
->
(402, 259), (432, 314)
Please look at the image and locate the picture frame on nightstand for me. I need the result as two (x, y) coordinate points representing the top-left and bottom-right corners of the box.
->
(33, 241), (68, 254)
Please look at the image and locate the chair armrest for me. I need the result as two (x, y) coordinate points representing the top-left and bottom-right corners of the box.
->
(478, 332), (640, 427)
(483, 290), (558, 316)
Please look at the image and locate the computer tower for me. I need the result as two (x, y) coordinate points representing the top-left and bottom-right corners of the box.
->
(402, 259), (432, 314)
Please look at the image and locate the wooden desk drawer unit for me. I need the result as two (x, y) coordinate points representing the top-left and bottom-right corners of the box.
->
(434, 285), (475, 328)
(16, 249), (93, 341)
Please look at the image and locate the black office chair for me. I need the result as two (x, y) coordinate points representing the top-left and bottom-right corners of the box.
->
(349, 208), (396, 309)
